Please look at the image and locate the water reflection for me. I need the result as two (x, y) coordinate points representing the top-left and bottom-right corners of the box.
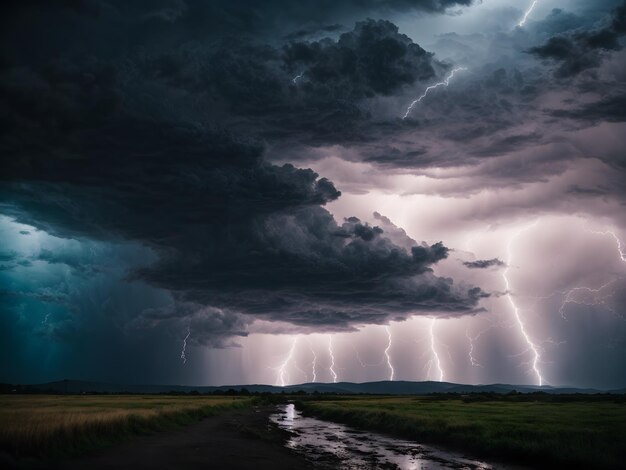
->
(270, 404), (496, 470)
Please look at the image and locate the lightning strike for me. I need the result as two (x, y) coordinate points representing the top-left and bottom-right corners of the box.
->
(328, 336), (338, 383)
(517, 1), (538, 27)
(384, 326), (395, 381)
(429, 319), (444, 381)
(402, 66), (466, 119)
(353, 345), (368, 368)
(503, 221), (545, 386)
(464, 320), (515, 367)
(558, 281), (617, 319)
(307, 338), (317, 382)
(42, 313), (50, 325)
(465, 328), (483, 368)
(353, 344), (384, 367)
(180, 328), (190, 364)
(292, 72), (303, 84)
(528, 226), (625, 320)
(275, 337), (298, 387)
(587, 228), (626, 263)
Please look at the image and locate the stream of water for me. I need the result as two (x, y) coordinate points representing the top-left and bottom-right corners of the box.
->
(270, 403), (505, 469)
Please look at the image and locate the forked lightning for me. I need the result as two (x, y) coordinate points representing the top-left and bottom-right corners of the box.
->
(403, 67), (466, 119)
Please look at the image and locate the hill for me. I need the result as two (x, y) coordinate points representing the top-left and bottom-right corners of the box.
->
(2, 379), (621, 395)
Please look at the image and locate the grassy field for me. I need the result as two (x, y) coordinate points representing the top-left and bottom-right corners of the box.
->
(0, 395), (253, 458)
(299, 396), (626, 469)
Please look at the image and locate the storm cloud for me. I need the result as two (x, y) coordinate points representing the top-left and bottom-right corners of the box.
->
(0, 0), (491, 343)
(528, 0), (626, 77)
(463, 258), (506, 269)
(2, 117), (484, 334)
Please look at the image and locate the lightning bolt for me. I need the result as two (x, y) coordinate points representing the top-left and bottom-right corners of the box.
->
(353, 345), (368, 367)
(587, 228), (626, 263)
(465, 320), (516, 368)
(352, 344), (370, 369)
(328, 336), (338, 383)
(559, 281), (618, 319)
(353, 344), (384, 367)
(530, 280), (618, 320)
(429, 319), (444, 381)
(503, 221), (545, 386)
(42, 313), (50, 325)
(307, 338), (317, 383)
(402, 66), (467, 119)
(465, 327), (484, 368)
(528, 227), (625, 320)
(292, 72), (304, 84)
(517, 1), (538, 27)
(384, 326), (395, 381)
(180, 328), (190, 364)
(275, 337), (298, 387)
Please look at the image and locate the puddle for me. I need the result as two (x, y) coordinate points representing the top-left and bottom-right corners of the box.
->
(270, 403), (509, 469)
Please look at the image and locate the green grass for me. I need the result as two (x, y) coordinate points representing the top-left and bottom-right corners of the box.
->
(0, 395), (253, 458)
(298, 396), (626, 469)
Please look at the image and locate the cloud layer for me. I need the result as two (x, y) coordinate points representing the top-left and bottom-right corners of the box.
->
(0, 3), (487, 345)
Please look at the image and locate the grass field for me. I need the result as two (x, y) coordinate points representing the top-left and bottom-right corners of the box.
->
(299, 396), (626, 469)
(0, 395), (253, 458)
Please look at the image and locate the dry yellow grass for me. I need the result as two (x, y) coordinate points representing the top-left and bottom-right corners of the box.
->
(0, 395), (252, 457)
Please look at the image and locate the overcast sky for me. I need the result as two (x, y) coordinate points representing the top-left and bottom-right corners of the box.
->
(1, 0), (625, 389)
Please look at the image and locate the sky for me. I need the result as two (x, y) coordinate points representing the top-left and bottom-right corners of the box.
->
(1, 0), (625, 389)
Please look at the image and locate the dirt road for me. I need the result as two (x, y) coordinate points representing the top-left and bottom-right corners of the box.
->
(35, 406), (313, 470)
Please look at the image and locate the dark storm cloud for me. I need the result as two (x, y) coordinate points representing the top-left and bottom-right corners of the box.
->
(267, 3), (626, 193)
(0, 250), (21, 271)
(528, 1), (626, 77)
(0, 2), (491, 343)
(35, 247), (107, 274)
(134, 302), (250, 348)
(0, 14), (445, 152)
(0, 0), (522, 174)
(528, 36), (606, 77)
(470, 132), (543, 158)
(0, 288), (70, 306)
(0, 58), (484, 341)
(2, 124), (484, 333)
(0, 251), (18, 263)
(548, 91), (626, 172)
(270, 3), (626, 180)
(205, 18), (442, 144)
(283, 24), (345, 41)
(566, 185), (609, 197)
(363, 147), (429, 167)
(551, 93), (626, 124)
(335, 62), (557, 174)
(463, 258), (506, 269)
(2, 0), (621, 182)
(531, 8), (586, 35)
(1, 0), (474, 61)
(283, 20), (437, 97)
(135, 208), (484, 329)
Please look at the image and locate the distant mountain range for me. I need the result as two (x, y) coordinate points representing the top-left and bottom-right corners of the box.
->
(1, 379), (624, 395)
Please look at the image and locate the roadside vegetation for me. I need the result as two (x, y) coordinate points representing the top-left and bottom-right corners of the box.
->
(298, 394), (626, 469)
(0, 395), (253, 458)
